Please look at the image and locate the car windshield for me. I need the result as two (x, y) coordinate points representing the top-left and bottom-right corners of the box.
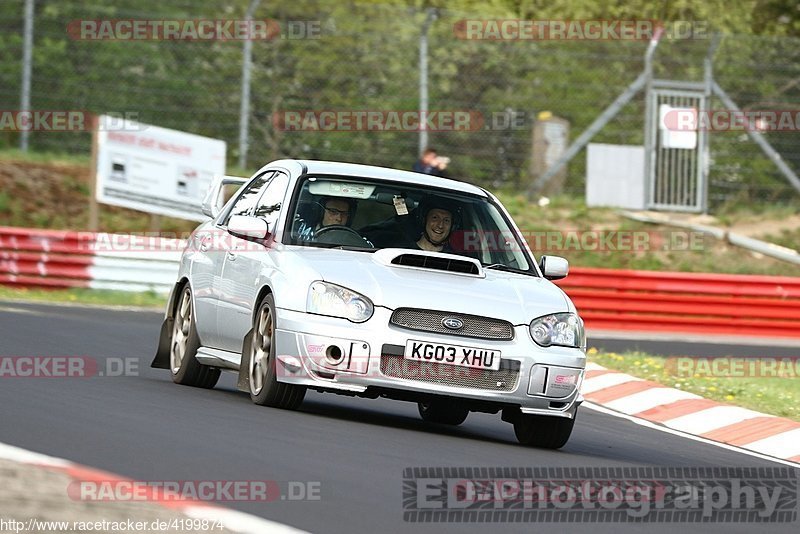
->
(283, 175), (535, 273)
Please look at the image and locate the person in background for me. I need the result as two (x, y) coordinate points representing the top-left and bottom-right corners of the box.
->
(412, 147), (449, 177)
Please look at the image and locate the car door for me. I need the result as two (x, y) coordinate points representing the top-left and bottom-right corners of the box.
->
(216, 171), (290, 352)
(196, 170), (274, 349)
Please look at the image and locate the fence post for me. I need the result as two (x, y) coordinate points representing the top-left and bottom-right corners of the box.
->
(20, 0), (34, 152)
(701, 35), (721, 214)
(418, 8), (437, 158)
(238, 0), (261, 170)
(642, 27), (663, 210)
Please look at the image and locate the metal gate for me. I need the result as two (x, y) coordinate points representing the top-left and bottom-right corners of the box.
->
(645, 85), (708, 212)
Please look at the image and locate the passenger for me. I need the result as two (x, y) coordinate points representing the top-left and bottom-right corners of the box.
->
(411, 198), (458, 253)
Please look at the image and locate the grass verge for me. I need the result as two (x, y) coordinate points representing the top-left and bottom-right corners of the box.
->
(762, 228), (800, 251)
(588, 348), (799, 422)
(0, 286), (167, 309)
(0, 148), (91, 166)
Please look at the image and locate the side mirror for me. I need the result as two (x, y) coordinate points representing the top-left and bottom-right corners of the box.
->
(228, 215), (270, 240)
(539, 255), (569, 280)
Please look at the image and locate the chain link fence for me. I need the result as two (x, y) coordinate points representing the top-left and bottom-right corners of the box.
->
(1, 0), (799, 208)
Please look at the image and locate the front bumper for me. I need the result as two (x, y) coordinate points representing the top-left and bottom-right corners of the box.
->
(273, 307), (586, 418)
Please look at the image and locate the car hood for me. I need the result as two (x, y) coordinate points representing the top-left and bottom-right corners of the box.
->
(282, 248), (572, 324)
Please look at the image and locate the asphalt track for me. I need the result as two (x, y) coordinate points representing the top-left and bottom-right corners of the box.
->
(0, 301), (798, 533)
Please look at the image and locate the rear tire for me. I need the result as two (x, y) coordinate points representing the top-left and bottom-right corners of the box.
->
(513, 412), (576, 449)
(249, 294), (306, 409)
(418, 401), (469, 425)
(170, 286), (220, 389)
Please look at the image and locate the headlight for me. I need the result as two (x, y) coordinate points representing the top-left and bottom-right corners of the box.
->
(529, 313), (585, 348)
(307, 281), (374, 323)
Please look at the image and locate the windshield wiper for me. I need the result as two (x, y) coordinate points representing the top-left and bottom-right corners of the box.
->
(483, 263), (537, 276)
(483, 263), (515, 271)
(329, 245), (377, 252)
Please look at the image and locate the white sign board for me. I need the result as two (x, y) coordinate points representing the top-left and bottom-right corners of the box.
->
(659, 104), (698, 150)
(586, 143), (646, 210)
(95, 115), (226, 221)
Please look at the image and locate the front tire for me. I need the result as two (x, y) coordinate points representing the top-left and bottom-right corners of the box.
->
(170, 286), (220, 389)
(513, 412), (576, 449)
(249, 294), (306, 409)
(418, 400), (469, 425)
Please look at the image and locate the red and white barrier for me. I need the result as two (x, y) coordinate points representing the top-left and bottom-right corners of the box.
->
(555, 267), (800, 339)
(0, 226), (182, 293)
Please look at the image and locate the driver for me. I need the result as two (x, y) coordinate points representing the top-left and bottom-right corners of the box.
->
(296, 196), (355, 241)
(319, 197), (353, 227)
(295, 196), (373, 247)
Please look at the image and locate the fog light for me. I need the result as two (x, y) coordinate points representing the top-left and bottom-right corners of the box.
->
(325, 345), (344, 364)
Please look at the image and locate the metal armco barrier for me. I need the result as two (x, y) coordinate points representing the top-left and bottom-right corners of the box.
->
(556, 267), (800, 338)
(2, 226), (799, 338)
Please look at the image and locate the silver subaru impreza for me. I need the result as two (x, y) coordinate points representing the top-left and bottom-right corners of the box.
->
(153, 159), (586, 448)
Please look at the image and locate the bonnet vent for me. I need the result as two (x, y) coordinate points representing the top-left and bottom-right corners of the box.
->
(390, 254), (480, 275)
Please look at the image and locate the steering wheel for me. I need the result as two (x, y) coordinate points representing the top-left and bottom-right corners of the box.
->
(314, 225), (370, 247)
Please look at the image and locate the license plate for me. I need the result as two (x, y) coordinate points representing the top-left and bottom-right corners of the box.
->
(404, 340), (501, 371)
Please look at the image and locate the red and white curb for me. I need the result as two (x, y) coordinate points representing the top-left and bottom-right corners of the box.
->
(582, 362), (800, 465)
(0, 441), (306, 534)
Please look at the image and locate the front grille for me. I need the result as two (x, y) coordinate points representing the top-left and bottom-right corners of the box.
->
(390, 308), (515, 340)
(380, 349), (520, 392)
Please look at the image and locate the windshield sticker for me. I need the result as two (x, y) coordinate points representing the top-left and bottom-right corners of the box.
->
(393, 196), (409, 215)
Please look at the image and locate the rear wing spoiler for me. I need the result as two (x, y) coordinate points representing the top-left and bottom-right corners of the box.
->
(201, 174), (249, 219)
